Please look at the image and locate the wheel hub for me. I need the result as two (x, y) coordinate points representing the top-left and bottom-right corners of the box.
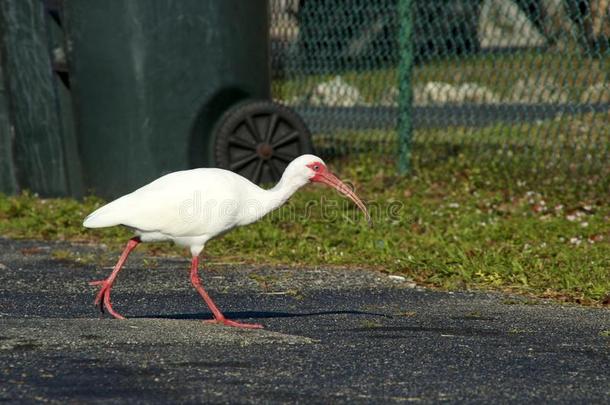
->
(256, 143), (274, 160)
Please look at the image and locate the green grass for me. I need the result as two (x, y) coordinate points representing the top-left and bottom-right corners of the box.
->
(0, 151), (608, 305)
(273, 49), (610, 104)
(314, 112), (610, 196)
(413, 50), (610, 100)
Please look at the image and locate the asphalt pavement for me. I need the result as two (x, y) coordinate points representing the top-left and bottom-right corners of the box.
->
(0, 238), (609, 403)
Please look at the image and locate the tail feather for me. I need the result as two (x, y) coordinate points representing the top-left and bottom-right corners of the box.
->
(83, 211), (116, 228)
(83, 199), (128, 228)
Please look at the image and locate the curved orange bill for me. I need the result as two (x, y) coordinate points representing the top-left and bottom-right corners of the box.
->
(312, 170), (371, 225)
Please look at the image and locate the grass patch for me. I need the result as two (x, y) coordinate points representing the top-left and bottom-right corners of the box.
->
(51, 249), (97, 265)
(0, 151), (608, 305)
(273, 50), (610, 104)
(314, 111), (610, 196)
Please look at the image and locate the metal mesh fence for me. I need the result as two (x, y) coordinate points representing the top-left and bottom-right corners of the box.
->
(269, 0), (610, 187)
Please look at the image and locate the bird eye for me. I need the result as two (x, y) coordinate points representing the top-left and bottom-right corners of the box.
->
(313, 165), (320, 171)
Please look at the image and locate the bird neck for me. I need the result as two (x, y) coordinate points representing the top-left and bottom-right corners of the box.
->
(264, 173), (308, 211)
(240, 172), (307, 226)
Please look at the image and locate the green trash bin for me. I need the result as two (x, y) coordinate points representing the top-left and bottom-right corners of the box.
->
(64, 0), (311, 199)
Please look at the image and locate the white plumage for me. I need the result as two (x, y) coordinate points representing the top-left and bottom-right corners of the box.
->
(85, 168), (269, 254)
(84, 154), (369, 328)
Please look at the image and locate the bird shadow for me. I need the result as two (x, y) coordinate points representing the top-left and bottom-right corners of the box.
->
(133, 309), (392, 321)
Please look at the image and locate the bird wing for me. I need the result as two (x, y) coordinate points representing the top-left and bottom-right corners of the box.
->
(83, 168), (245, 237)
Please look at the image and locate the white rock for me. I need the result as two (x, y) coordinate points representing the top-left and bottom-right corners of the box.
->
(388, 275), (406, 282)
(413, 82), (500, 105)
(308, 76), (364, 107)
(458, 83), (501, 104)
(423, 82), (458, 104)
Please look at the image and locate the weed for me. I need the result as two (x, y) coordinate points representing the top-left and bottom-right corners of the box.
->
(248, 274), (278, 292)
(51, 249), (96, 265)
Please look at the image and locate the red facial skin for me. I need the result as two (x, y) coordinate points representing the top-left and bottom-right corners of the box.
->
(306, 162), (371, 224)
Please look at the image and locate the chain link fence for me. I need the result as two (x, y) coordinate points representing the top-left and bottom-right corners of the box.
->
(269, 0), (610, 188)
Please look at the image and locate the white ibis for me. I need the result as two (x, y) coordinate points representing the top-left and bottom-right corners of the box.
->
(84, 154), (370, 328)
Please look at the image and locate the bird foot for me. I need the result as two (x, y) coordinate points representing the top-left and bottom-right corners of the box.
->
(89, 279), (125, 320)
(203, 318), (264, 329)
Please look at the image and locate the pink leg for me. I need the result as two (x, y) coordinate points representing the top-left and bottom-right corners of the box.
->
(190, 255), (263, 329)
(89, 237), (140, 319)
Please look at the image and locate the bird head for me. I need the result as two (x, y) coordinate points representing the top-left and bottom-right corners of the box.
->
(285, 154), (371, 224)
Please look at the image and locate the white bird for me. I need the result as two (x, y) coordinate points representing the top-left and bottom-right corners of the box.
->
(84, 154), (370, 328)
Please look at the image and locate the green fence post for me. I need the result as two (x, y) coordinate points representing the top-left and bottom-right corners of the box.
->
(397, 0), (413, 174)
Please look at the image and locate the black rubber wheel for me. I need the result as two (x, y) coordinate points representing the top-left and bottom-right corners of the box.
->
(214, 100), (314, 184)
